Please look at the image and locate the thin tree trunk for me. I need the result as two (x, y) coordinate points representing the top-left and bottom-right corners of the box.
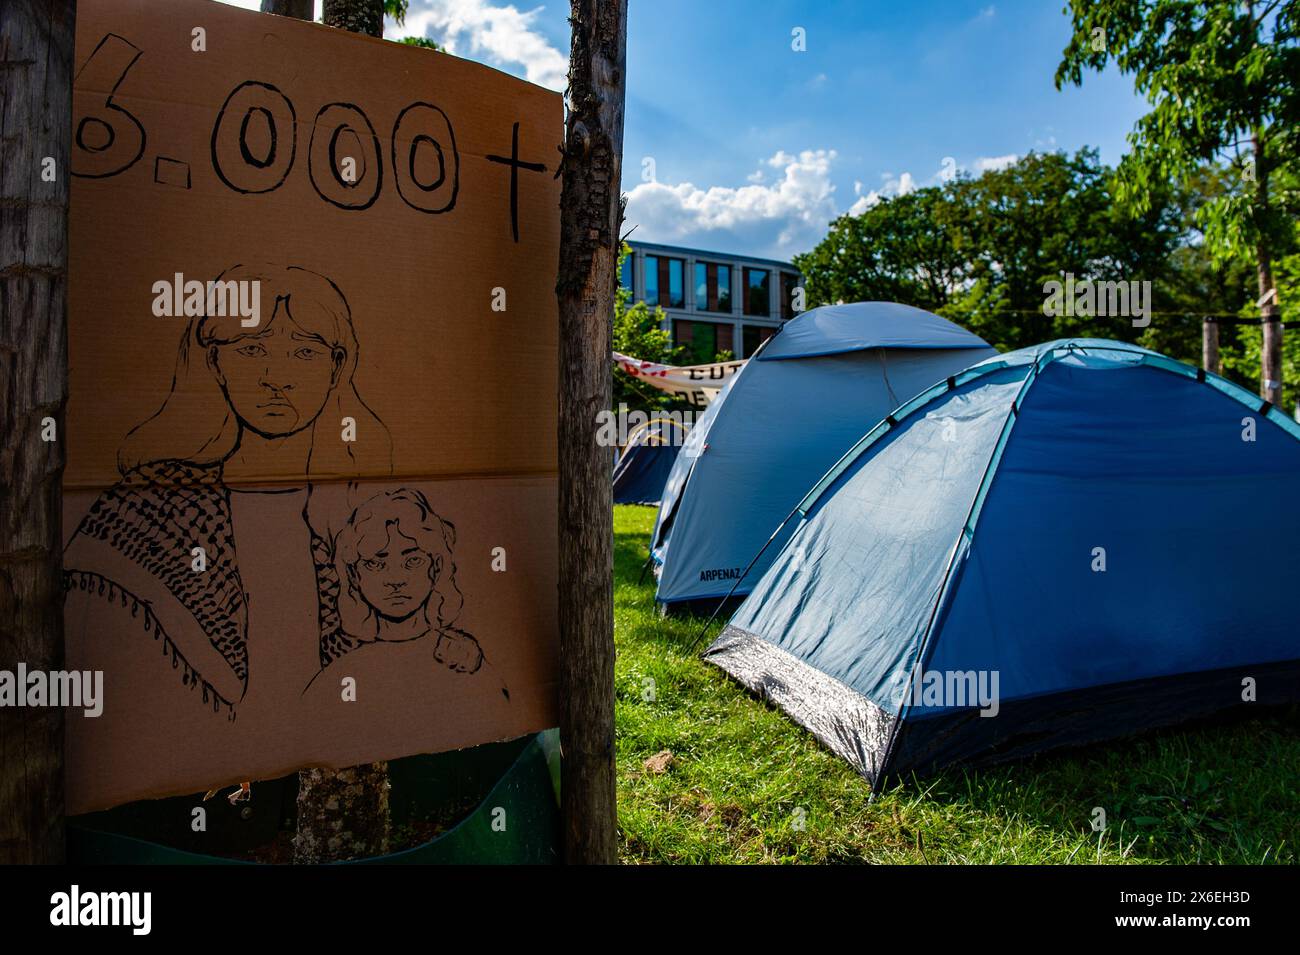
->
(261, 0), (315, 20)
(1253, 130), (1282, 405)
(293, 763), (390, 863)
(291, 0), (392, 865)
(1203, 318), (1220, 376)
(1258, 250), (1282, 404)
(0, 0), (75, 864)
(323, 0), (382, 38)
(557, 0), (627, 865)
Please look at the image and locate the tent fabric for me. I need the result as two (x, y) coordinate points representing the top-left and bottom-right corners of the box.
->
(651, 302), (996, 612)
(758, 301), (991, 361)
(612, 419), (686, 505)
(706, 339), (1300, 785)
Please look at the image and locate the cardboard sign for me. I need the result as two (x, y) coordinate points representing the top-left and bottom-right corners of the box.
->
(63, 0), (561, 813)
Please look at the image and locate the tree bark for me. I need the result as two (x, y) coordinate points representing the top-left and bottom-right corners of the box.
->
(323, 0), (382, 38)
(1258, 251), (1282, 404)
(291, 0), (392, 864)
(293, 763), (390, 862)
(1253, 129), (1282, 405)
(1203, 318), (1220, 376)
(0, 0), (75, 864)
(557, 0), (627, 865)
(261, 0), (315, 20)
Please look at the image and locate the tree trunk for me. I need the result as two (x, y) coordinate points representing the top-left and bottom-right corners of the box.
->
(1253, 129), (1283, 405)
(323, 0), (382, 38)
(293, 763), (390, 862)
(1258, 252), (1282, 405)
(261, 0), (315, 20)
(1203, 318), (1220, 376)
(291, 0), (392, 864)
(557, 0), (627, 865)
(0, 0), (75, 864)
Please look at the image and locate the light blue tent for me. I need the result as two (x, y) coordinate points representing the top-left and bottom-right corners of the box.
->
(706, 340), (1300, 785)
(651, 302), (996, 612)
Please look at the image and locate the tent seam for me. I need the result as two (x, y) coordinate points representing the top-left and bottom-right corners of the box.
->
(876, 345), (1060, 788)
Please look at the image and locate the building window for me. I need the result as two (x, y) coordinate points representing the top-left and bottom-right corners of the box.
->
(674, 319), (730, 365)
(780, 271), (800, 320)
(644, 255), (659, 304)
(694, 262), (732, 313)
(744, 267), (770, 316)
(646, 255), (685, 308)
(674, 318), (691, 346)
(743, 324), (775, 358)
(620, 255), (633, 291)
(717, 323), (734, 357)
(666, 258), (684, 308)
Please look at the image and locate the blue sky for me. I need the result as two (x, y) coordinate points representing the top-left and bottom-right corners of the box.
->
(221, 0), (1150, 261)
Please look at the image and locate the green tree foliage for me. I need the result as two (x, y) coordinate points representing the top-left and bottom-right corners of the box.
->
(1140, 163), (1257, 372)
(792, 187), (962, 313)
(1056, 0), (1300, 399)
(612, 244), (678, 410)
(1224, 243), (1300, 408)
(795, 150), (1186, 353)
(1057, 0), (1298, 254)
(791, 148), (1291, 403)
(385, 1), (443, 49)
(399, 37), (444, 51)
(946, 149), (1182, 348)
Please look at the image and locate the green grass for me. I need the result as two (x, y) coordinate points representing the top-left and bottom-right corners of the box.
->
(613, 504), (1300, 864)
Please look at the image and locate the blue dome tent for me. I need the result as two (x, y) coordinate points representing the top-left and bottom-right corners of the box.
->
(651, 302), (996, 613)
(705, 340), (1300, 786)
(612, 418), (687, 505)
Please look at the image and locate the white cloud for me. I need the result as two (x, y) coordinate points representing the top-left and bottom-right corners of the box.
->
(862, 155), (1020, 208)
(885, 171), (917, 195)
(388, 0), (568, 92)
(973, 154), (1018, 172)
(625, 148), (1029, 257)
(215, 0), (568, 91)
(847, 194), (879, 216)
(848, 179), (882, 216)
(845, 169), (919, 216)
(625, 150), (841, 259)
